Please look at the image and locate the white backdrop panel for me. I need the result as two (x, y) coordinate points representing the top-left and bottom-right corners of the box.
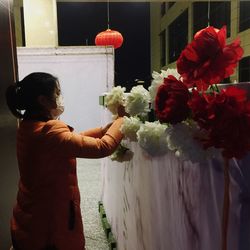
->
(17, 46), (114, 132)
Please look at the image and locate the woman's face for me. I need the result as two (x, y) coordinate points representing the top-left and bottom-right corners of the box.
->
(51, 83), (61, 104)
(38, 81), (64, 119)
(49, 83), (64, 119)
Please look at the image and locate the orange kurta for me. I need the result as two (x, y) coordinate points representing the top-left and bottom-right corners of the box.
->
(11, 118), (123, 250)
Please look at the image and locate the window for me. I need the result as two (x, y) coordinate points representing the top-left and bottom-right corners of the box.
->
(239, 56), (250, 82)
(161, 2), (166, 17)
(193, 2), (230, 37)
(221, 77), (231, 84)
(168, 9), (188, 63)
(239, 1), (250, 32)
(168, 2), (175, 9)
(160, 30), (166, 67)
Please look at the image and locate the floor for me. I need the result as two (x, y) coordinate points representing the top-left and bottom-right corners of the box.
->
(77, 158), (109, 250)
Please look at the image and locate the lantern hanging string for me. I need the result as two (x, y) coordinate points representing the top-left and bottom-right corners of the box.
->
(207, 0), (210, 26)
(107, 0), (110, 29)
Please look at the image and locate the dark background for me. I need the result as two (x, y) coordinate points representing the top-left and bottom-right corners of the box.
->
(57, 2), (151, 91)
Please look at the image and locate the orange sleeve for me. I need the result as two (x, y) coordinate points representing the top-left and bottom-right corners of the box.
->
(79, 127), (104, 138)
(43, 118), (124, 158)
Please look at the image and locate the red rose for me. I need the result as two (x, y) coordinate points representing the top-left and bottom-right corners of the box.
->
(155, 75), (190, 124)
(188, 89), (213, 129)
(189, 87), (250, 158)
(177, 26), (243, 90)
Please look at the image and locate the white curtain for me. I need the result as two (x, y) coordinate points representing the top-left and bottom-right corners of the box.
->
(101, 142), (250, 250)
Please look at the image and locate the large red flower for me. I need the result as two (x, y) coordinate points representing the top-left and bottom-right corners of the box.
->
(177, 26), (243, 90)
(155, 75), (190, 124)
(188, 87), (250, 158)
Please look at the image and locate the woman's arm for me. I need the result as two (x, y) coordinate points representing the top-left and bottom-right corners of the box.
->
(78, 105), (126, 138)
(43, 118), (124, 158)
(79, 122), (113, 138)
(79, 127), (103, 138)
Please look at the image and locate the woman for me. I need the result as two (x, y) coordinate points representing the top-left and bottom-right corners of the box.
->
(5, 72), (124, 250)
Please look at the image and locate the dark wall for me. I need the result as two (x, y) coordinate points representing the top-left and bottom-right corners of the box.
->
(57, 2), (151, 91)
(0, 0), (18, 249)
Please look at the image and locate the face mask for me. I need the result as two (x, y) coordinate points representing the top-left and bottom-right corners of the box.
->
(51, 95), (64, 119)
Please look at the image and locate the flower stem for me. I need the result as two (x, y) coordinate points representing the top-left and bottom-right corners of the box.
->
(222, 157), (230, 250)
(215, 84), (219, 93)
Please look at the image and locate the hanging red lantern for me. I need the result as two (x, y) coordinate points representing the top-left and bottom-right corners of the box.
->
(95, 29), (123, 49)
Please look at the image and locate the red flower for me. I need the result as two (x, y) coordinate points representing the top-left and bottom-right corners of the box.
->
(177, 26), (243, 90)
(188, 87), (250, 158)
(155, 75), (190, 124)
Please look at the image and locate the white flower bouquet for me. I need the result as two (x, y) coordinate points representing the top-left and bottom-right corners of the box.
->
(166, 122), (210, 163)
(137, 121), (168, 156)
(105, 86), (126, 115)
(120, 116), (142, 141)
(125, 85), (150, 116)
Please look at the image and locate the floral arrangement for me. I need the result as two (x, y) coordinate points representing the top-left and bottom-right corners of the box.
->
(108, 26), (246, 161)
(153, 26), (246, 160)
(107, 26), (246, 250)
(105, 85), (150, 117)
(125, 85), (151, 116)
(177, 26), (243, 90)
(105, 86), (125, 115)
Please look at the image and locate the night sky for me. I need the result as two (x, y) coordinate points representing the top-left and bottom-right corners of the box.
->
(57, 2), (151, 91)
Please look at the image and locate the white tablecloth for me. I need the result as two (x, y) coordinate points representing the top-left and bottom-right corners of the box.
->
(101, 142), (250, 250)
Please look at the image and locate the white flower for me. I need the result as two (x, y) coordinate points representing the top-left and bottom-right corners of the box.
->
(164, 68), (180, 79)
(149, 69), (181, 108)
(105, 86), (126, 115)
(166, 122), (209, 163)
(120, 116), (142, 141)
(148, 71), (164, 106)
(125, 85), (150, 116)
(110, 143), (134, 162)
(137, 121), (168, 156)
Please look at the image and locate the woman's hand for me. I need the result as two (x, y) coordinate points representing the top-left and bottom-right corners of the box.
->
(117, 105), (128, 117)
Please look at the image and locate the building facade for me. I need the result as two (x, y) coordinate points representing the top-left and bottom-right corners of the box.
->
(150, 1), (250, 83)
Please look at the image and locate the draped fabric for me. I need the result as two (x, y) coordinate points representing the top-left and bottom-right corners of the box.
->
(101, 142), (250, 250)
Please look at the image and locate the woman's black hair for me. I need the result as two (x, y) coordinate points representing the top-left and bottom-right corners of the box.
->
(5, 72), (58, 119)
